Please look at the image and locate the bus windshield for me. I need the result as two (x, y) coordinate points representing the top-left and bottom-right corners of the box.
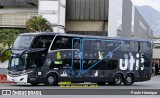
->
(8, 57), (26, 71)
(13, 35), (34, 49)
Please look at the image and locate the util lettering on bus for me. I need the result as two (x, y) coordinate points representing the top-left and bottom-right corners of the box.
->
(119, 53), (144, 71)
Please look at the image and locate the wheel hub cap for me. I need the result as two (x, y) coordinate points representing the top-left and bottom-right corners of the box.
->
(48, 76), (54, 83)
(127, 77), (131, 83)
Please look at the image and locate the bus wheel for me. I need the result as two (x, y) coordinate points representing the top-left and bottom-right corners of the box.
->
(45, 74), (58, 86)
(30, 83), (39, 86)
(124, 74), (134, 85)
(113, 74), (123, 85)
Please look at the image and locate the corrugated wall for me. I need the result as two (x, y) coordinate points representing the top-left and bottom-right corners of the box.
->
(66, 0), (109, 20)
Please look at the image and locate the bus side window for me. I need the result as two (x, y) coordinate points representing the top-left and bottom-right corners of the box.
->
(105, 41), (121, 51)
(140, 42), (151, 53)
(84, 40), (91, 50)
(91, 40), (105, 50)
(134, 42), (139, 52)
(51, 37), (61, 50)
(64, 37), (72, 49)
(32, 36), (54, 50)
(73, 39), (80, 49)
(91, 40), (97, 50)
(121, 41), (135, 52)
(106, 42), (113, 51)
(51, 36), (72, 50)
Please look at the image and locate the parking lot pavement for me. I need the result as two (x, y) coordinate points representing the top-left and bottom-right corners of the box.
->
(0, 76), (159, 97)
(0, 75), (160, 89)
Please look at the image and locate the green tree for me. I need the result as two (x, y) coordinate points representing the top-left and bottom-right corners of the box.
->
(25, 15), (53, 32)
(0, 29), (19, 62)
(0, 47), (10, 62)
(0, 29), (19, 48)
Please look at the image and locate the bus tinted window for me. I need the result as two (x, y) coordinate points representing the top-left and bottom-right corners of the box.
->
(140, 42), (151, 53)
(83, 40), (91, 50)
(91, 40), (105, 50)
(73, 39), (80, 49)
(51, 36), (72, 50)
(13, 35), (34, 49)
(121, 41), (135, 52)
(105, 41), (121, 51)
(134, 42), (139, 52)
(32, 36), (54, 49)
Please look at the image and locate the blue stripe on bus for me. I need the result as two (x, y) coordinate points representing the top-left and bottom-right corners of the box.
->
(71, 38), (124, 77)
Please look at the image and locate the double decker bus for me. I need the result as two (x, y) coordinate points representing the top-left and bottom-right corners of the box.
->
(4, 32), (152, 86)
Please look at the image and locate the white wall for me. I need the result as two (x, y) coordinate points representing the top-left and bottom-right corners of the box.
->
(0, 61), (8, 68)
(38, 0), (66, 33)
(108, 0), (118, 37)
(0, 7), (38, 27)
(108, 0), (123, 37)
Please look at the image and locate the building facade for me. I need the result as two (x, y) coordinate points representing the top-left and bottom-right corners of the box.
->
(0, 0), (152, 39)
(0, 0), (37, 28)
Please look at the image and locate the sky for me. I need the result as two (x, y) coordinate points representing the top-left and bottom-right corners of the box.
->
(131, 0), (160, 12)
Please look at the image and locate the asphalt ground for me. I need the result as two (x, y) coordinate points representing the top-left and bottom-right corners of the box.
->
(0, 75), (160, 89)
(0, 76), (159, 97)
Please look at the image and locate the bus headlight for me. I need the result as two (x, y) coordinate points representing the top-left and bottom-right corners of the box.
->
(38, 72), (42, 76)
(22, 53), (28, 58)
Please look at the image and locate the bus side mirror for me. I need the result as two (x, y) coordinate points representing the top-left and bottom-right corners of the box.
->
(0, 48), (11, 58)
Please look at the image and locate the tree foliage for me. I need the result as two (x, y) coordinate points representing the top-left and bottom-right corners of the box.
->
(0, 29), (19, 48)
(0, 29), (19, 62)
(25, 15), (53, 32)
(0, 47), (10, 62)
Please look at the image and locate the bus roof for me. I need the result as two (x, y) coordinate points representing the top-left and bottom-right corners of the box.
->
(20, 32), (152, 42)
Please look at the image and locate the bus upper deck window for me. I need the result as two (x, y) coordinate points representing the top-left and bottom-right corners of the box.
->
(91, 40), (105, 50)
(51, 36), (72, 50)
(32, 36), (54, 49)
(121, 41), (135, 52)
(74, 40), (80, 49)
(141, 42), (151, 53)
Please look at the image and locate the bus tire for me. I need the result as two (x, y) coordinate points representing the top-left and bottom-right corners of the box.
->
(45, 74), (58, 86)
(113, 74), (123, 85)
(30, 83), (39, 86)
(124, 74), (134, 85)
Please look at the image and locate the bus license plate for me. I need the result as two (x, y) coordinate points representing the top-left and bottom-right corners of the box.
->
(12, 79), (15, 82)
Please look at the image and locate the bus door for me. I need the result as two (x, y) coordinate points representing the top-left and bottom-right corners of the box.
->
(71, 38), (82, 77)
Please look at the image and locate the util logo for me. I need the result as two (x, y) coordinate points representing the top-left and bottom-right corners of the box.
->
(119, 53), (144, 71)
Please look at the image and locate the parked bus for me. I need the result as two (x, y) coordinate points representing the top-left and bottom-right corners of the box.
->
(3, 32), (152, 86)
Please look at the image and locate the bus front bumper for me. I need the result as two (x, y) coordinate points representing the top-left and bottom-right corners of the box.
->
(7, 74), (28, 83)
